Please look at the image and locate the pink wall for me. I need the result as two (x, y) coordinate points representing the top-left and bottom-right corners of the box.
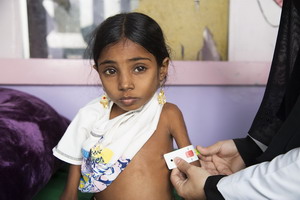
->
(0, 59), (268, 147)
(0, 59), (270, 85)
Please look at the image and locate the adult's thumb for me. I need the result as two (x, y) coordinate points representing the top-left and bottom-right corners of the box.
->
(174, 157), (192, 175)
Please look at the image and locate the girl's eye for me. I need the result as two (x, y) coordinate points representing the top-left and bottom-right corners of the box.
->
(104, 68), (116, 75)
(134, 66), (147, 73)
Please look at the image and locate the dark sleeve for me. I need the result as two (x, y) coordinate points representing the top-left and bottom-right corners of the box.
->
(233, 136), (263, 166)
(204, 175), (226, 200)
(247, 0), (300, 146)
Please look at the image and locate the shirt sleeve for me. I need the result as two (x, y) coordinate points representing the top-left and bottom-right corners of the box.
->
(204, 175), (226, 200)
(233, 136), (263, 166)
(217, 147), (300, 200)
(53, 100), (101, 165)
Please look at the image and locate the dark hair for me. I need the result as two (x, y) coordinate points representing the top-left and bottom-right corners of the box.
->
(88, 12), (170, 68)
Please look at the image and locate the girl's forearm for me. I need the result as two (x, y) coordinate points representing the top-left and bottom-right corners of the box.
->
(60, 164), (82, 200)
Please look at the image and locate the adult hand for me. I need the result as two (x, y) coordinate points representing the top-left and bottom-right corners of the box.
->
(198, 140), (245, 175)
(170, 157), (210, 200)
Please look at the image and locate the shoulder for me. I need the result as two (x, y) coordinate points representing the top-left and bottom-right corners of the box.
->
(79, 97), (101, 112)
(69, 97), (105, 131)
(85, 97), (102, 108)
(161, 102), (183, 118)
(75, 97), (103, 120)
(161, 103), (189, 142)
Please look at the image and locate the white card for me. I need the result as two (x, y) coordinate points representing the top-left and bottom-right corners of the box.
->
(163, 145), (199, 170)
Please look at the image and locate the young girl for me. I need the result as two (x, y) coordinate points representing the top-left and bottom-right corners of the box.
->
(53, 12), (198, 200)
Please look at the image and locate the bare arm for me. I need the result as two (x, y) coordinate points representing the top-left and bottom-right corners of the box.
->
(60, 164), (81, 200)
(166, 103), (200, 167)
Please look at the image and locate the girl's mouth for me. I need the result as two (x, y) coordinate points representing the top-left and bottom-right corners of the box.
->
(119, 97), (139, 106)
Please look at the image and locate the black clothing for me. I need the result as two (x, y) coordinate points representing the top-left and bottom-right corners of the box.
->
(238, 0), (300, 166)
(205, 0), (300, 199)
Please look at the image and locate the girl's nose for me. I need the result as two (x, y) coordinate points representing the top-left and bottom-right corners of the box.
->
(118, 73), (134, 91)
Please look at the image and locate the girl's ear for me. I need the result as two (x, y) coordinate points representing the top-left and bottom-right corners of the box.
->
(159, 58), (169, 82)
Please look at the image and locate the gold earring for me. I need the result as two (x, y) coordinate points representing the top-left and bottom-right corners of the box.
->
(100, 94), (109, 109)
(157, 89), (166, 105)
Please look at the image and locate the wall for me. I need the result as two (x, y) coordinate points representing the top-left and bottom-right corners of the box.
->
(135, 0), (229, 60)
(0, 0), (281, 61)
(0, 1), (272, 147)
(229, 0), (281, 61)
(0, 59), (268, 147)
(2, 85), (265, 147)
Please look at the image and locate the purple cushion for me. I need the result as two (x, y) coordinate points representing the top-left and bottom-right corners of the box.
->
(0, 88), (70, 200)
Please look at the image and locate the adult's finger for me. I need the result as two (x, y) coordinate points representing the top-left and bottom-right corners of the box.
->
(170, 168), (184, 188)
(174, 157), (192, 176)
(200, 160), (219, 175)
(170, 158), (192, 197)
(197, 145), (219, 157)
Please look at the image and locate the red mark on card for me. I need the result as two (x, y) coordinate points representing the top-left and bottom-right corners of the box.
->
(185, 150), (194, 158)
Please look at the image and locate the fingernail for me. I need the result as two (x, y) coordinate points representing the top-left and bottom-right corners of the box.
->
(174, 157), (181, 165)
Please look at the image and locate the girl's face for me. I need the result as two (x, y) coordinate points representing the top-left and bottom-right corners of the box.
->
(95, 39), (168, 115)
